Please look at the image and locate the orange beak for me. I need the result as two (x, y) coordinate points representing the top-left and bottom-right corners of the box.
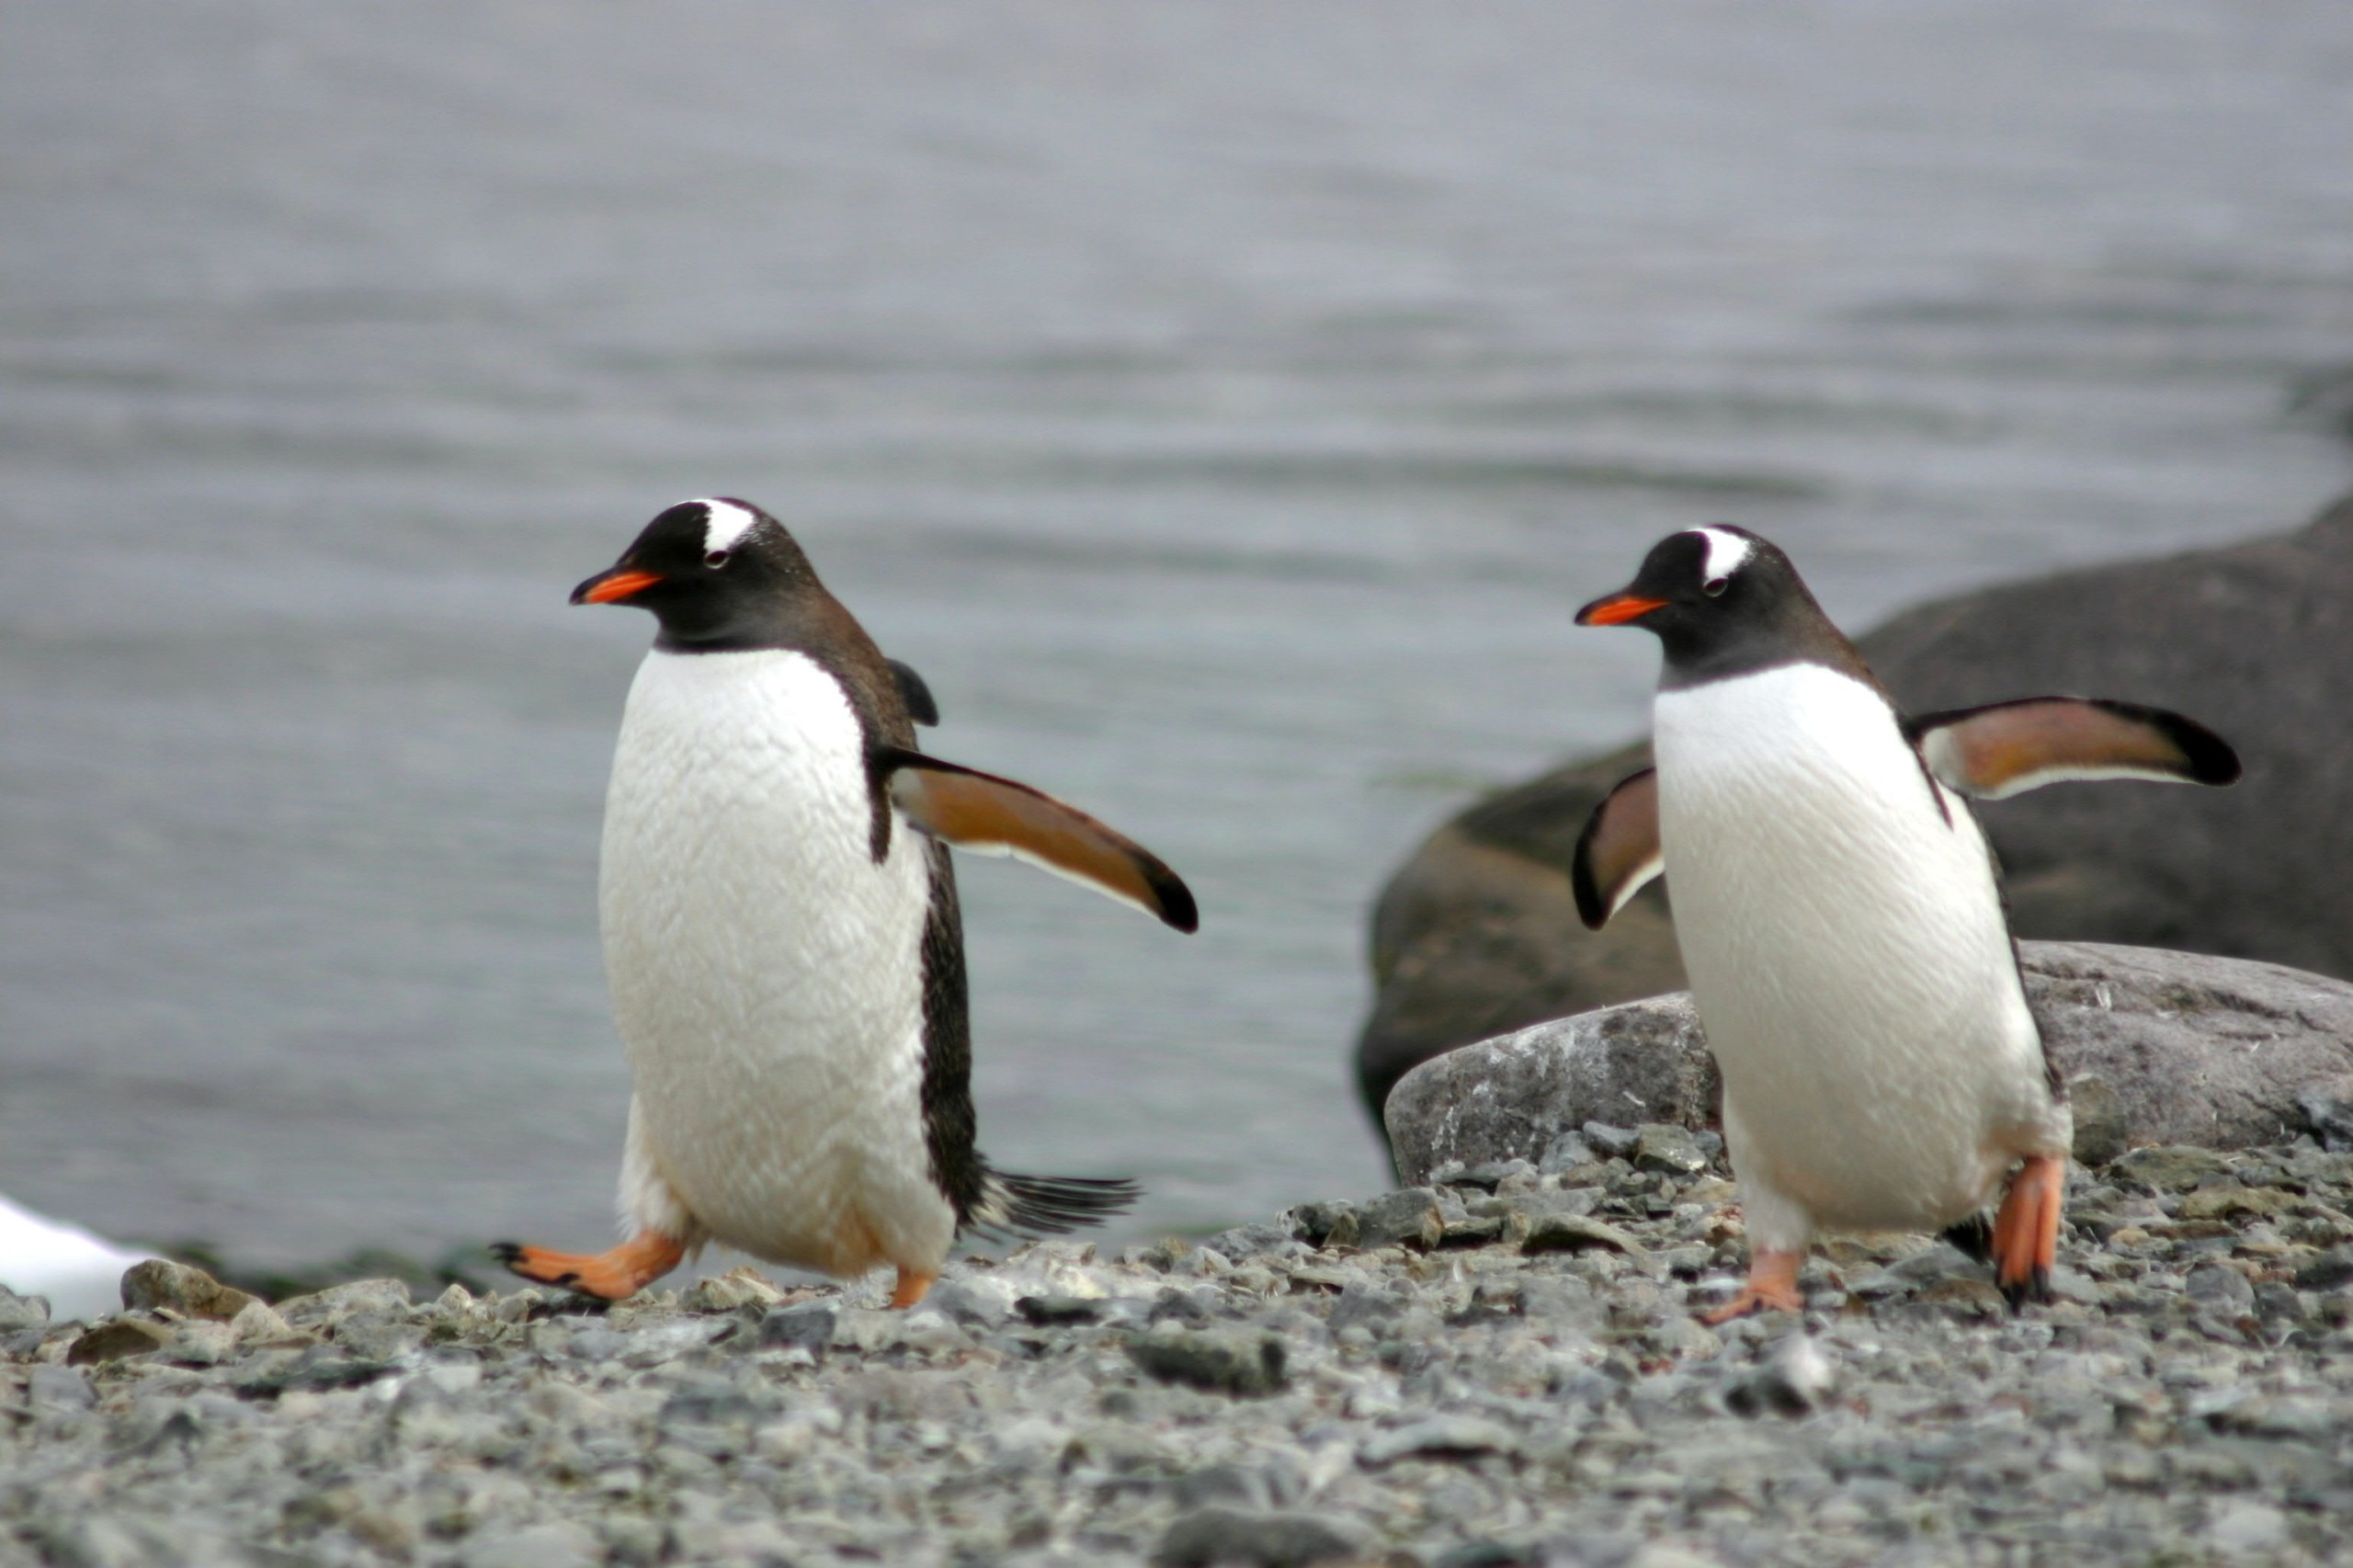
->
(1574, 593), (1669, 627)
(572, 568), (664, 606)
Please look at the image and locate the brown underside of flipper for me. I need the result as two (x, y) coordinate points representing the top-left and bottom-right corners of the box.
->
(1990, 1154), (2065, 1309)
(491, 1233), (687, 1301)
(1698, 1247), (1804, 1324)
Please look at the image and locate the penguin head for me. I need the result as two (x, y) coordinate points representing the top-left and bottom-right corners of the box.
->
(1577, 526), (1849, 683)
(572, 498), (828, 649)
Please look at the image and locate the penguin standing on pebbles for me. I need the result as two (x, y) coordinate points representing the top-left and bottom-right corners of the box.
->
(1572, 526), (2239, 1322)
(497, 498), (1197, 1309)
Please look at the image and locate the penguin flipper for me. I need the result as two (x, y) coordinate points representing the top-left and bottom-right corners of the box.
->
(1909, 698), (2241, 801)
(879, 748), (1199, 932)
(1572, 767), (1663, 930)
(889, 660), (941, 726)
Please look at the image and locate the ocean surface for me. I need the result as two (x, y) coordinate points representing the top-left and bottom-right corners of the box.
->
(3, 1), (2350, 1277)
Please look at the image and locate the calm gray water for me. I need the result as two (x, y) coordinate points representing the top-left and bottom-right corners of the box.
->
(4, 2), (2351, 1276)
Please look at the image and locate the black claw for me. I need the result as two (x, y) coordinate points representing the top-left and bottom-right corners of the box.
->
(2000, 1267), (2052, 1312)
(488, 1242), (525, 1267)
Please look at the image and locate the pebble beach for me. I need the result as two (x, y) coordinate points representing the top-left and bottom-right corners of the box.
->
(7, 1131), (2353, 1567)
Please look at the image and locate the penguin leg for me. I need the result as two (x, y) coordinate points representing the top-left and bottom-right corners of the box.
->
(1701, 1096), (1813, 1323)
(491, 1096), (705, 1301)
(1990, 1153), (2065, 1309)
(1699, 1249), (1805, 1325)
(493, 1232), (687, 1301)
(890, 1268), (938, 1309)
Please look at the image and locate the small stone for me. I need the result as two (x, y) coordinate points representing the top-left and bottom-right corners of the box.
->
(920, 1277), (1015, 1326)
(459, 1520), (603, 1568)
(1205, 1221), (1307, 1260)
(275, 1278), (412, 1326)
(1128, 1324), (1289, 1396)
(66, 1317), (172, 1364)
(1283, 1201), (1358, 1248)
(756, 1302), (835, 1355)
(1632, 1124), (1708, 1176)
(1352, 1187), (1443, 1251)
(1539, 1131), (1599, 1175)
(2110, 1145), (2231, 1191)
(1017, 1294), (1104, 1325)
(2068, 1073), (2131, 1166)
(2177, 1182), (2296, 1221)
(2299, 1077), (2353, 1153)
(1724, 1335), (1836, 1417)
(2294, 1245), (2353, 1290)
(2186, 1263), (2256, 1316)
(27, 1364), (95, 1409)
(680, 1266), (785, 1313)
(1359, 1415), (1518, 1464)
(1452, 1159), (1537, 1191)
(1153, 1506), (1366, 1567)
(1520, 1214), (1642, 1256)
(119, 1259), (258, 1323)
(1583, 1122), (1641, 1159)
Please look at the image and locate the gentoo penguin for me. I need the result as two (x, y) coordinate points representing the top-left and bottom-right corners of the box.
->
(1572, 526), (2239, 1321)
(495, 498), (1197, 1309)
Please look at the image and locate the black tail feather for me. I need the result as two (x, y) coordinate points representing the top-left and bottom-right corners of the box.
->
(1941, 1212), (1995, 1262)
(973, 1168), (1141, 1240)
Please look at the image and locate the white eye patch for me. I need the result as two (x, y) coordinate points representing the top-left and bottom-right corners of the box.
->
(699, 498), (763, 556)
(1692, 526), (1754, 586)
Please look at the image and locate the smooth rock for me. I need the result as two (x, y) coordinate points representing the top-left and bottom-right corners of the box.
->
(1128, 1324), (1290, 1396)
(1359, 1415), (1518, 1464)
(119, 1259), (258, 1323)
(1352, 1187), (1443, 1251)
(1520, 1215), (1641, 1256)
(0, 1286), (49, 1335)
(66, 1317), (171, 1364)
(1359, 493), (2353, 1116)
(1387, 943), (2353, 1183)
(1154, 1506), (1368, 1568)
(2300, 1076), (2353, 1153)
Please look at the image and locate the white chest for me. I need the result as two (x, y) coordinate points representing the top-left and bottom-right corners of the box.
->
(597, 649), (940, 1263)
(1654, 664), (2054, 1229)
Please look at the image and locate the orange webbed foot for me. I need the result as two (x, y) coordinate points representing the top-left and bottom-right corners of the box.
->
(1990, 1153), (2065, 1311)
(490, 1232), (686, 1301)
(890, 1267), (938, 1310)
(1698, 1248), (1805, 1325)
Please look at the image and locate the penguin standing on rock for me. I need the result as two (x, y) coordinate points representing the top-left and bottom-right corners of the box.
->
(1572, 527), (2239, 1322)
(497, 498), (1197, 1309)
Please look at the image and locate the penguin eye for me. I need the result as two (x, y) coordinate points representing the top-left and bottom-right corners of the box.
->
(704, 550), (731, 569)
(1702, 576), (1730, 597)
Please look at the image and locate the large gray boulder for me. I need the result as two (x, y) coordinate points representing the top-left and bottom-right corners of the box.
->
(1386, 941), (2353, 1186)
(1359, 492), (2353, 1119)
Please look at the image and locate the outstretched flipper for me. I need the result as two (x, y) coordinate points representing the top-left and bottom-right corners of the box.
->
(880, 748), (1198, 932)
(1571, 767), (1663, 930)
(1909, 698), (2240, 801)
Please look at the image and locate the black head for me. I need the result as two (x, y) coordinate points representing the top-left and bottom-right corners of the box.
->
(1574, 526), (1864, 687)
(571, 498), (830, 652)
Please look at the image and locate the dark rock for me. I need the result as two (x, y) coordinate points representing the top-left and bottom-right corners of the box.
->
(1538, 1131), (1599, 1175)
(1632, 1124), (1708, 1176)
(1282, 1201), (1358, 1249)
(66, 1318), (171, 1364)
(2299, 1077), (2353, 1153)
(1127, 1325), (1289, 1396)
(756, 1303), (835, 1355)
(1016, 1295), (1104, 1326)
(2111, 1144), (2234, 1192)
(1520, 1215), (1641, 1256)
(2295, 1247), (2353, 1291)
(1154, 1506), (1366, 1568)
(120, 1259), (259, 1322)
(2068, 1073), (2132, 1166)
(1360, 493), (2353, 1115)
(1386, 943), (2353, 1183)
(1724, 1335), (1836, 1418)
(1582, 1122), (1643, 1160)
(1351, 1187), (1443, 1250)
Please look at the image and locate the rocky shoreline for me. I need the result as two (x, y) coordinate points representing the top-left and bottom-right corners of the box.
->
(8, 1135), (2353, 1566)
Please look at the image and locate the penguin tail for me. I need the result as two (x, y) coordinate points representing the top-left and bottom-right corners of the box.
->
(971, 1168), (1141, 1239)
